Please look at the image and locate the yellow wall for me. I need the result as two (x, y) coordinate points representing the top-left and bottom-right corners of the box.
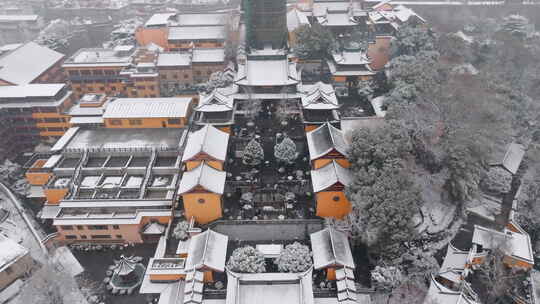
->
(315, 191), (351, 219)
(135, 27), (169, 49)
(149, 273), (185, 282)
(183, 192), (222, 224)
(312, 158), (350, 170)
(105, 117), (187, 129)
(326, 267), (336, 281)
(185, 160), (223, 171)
(26, 172), (51, 186)
(218, 126), (231, 134)
(56, 215), (170, 244)
(44, 188), (69, 204)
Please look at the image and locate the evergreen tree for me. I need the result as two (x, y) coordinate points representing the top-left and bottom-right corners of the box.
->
(274, 136), (297, 164)
(172, 220), (189, 240)
(276, 242), (312, 273)
(294, 23), (338, 60)
(243, 139), (264, 166)
(227, 246), (266, 273)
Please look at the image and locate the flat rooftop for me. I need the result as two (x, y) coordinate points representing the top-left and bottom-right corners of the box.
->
(63, 128), (185, 151)
(63, 47), (134, 66)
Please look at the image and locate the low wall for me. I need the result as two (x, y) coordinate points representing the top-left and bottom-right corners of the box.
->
(208, 219), (325, 241)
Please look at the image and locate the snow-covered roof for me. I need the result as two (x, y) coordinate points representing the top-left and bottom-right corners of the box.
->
(176, 13), (228, 26)
(424, 275), (479, 304)
(392, 5), (425, 23)
(142, 221), (166, 235)
(103, 97), (192, 119)
(300, 82), (339, 110)
(317, 12), (358, 27)
(157, 52), (191, 67)
(236, 59), (299, 86)
(70, 116), (104, 125)
(472, 224), (533, 264)
(145, 13), (175, 27)
(287, 8), (310, 32)
(168, 26), (225, 41)
(0, 83), (65, 98)
(312, 2), (350, 16)
(63, 48), (133, 67)
(310, 227), (354, 269)
(0, 235), (28, 271)
(185, 229), (228, 272)
(311, 160), (352, 192)
(182, 125), (230, 162)
(500, 142), (525, 175)
(454, 31), (474, 44)
(178, 162), (226, 195)
(332, 51), (371, 66)
(0, 15), (39, 22)
(0, 42), (64, 85)
(226, 270), (314, 304)
(440, 244), (469, 273)
(196, 88), (234, 112)
(192, 48), (225, 63)
(306, 123), (348, 160)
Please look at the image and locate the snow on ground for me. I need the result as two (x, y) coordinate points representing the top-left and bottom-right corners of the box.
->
(414, 171), (456, 235)
(0, 192), (46, 263)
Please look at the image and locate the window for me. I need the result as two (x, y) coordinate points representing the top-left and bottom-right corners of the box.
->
(198, 198), (205, 204)
(116, 235), (123, 239)
(91, 235), (111, 239)
(168, 118), (181, 125)
(80, 235), (88, 239)
(129, 119), (143, 126)
(207, 70), (212, 75)
(111, 87), (116, 91)
(65, 235), (77, 239)
(68, 70), (79, 76)
(184, 74), (189, 79)
(112, 225), (120, 230)
(62, 225), (74, 230)
(149, 86), (155, 90)
(195, 71), (202, 76)
(80, 70), (91, 76)
(136, 86), (145, 90)
(110, 119), (122, 126)
(5, 267), (13, 274)
(76, 225), (84, 230)
(99, 87), (105, 90)
(332, 196), (340, 202)
(87, 225), (108, 230)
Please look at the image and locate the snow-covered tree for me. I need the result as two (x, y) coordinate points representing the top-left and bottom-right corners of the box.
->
(276, 242), (312, 273)
(274, 136), (297, 164)
(18, 263), (79, 304)
(357, 80), (375, 101)
(480, 167), (512, 195)
(348, 124), (411, 170)
(371, 265), (403, 292)
(201, 71), (232, 93)
(391, 24), (436, 57)
(227, 246), (266, 273)
(294, 23), (338, 60)
(346, 164), (422, 259)
(243, 139), (264, 166)
(173, 220), (189, 240)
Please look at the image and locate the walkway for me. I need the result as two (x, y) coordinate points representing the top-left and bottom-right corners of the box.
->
(0, 182), (48, 257)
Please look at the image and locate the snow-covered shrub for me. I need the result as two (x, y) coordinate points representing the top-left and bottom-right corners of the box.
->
(274, 136), (297, 164)
(172, 220), (189, 240)
(243, 139), (264, 166)
(276, 242), (312, 273)
(481, 167), (512, 195)
(227, 246), (266, 273)
(371, 265), (403, 291)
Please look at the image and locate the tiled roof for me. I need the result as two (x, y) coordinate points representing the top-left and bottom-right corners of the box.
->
(306, 122), (348, 160)
(0, 42), (64, 85)
(168, 26), (225, 41)
(311, 160), (352, 192)
(182, 125), (230, 162)
(177, 162), (226, 195)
